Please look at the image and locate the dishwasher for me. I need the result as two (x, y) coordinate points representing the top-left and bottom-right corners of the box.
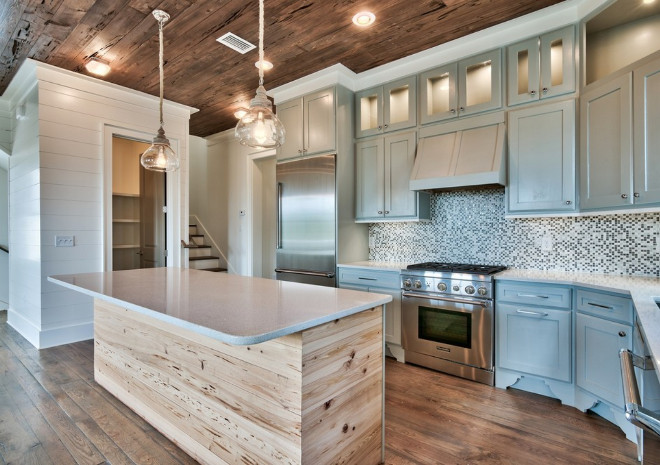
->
(620, 348), (660, 463)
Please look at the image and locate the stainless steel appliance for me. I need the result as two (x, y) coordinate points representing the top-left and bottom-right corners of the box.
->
(401, 262), (506, 385)
(275, 154), (337, 287)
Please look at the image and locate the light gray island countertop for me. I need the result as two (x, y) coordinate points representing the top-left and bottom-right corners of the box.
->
(48, 267), (392, 345)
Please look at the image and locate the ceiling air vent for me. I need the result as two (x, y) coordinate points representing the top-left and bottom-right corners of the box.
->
(216, 33), (256, 54)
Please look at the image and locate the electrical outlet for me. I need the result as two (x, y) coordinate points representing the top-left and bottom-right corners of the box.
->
(55, 235), (74, 247)
(541, 235), (553, 252)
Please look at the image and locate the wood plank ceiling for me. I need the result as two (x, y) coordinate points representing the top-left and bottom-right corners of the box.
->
(0, 0), (566, 137)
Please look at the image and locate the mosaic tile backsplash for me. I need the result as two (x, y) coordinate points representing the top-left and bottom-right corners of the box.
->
(369, 188), (660, 276)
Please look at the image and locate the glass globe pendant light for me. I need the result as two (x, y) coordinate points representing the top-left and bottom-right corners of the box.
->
(235, 0), (285, 149)
(141, 10), (180, 172)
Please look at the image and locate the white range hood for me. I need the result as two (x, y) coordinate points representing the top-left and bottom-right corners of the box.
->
(410, 112), (506, 191)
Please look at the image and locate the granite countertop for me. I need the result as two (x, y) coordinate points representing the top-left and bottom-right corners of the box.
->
(497, 269), (660, 373)
(48, 268), (392, 345)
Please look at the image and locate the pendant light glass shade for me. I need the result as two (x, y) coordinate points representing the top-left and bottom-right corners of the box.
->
(141, 10), (179, 172)
(235, 0), (285, 149)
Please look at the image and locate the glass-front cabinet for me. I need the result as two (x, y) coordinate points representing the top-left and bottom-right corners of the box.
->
(419, 49), (502, 124)
(355, 76), (416, 138)
(507, 26), (575, 106)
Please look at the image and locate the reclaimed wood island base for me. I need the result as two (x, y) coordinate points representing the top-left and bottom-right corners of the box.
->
(49, 268), (389, 465)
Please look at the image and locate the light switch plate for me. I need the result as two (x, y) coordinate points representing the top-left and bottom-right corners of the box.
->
(55, 235), (74, 247)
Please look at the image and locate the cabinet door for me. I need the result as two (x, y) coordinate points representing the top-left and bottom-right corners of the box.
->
(355, 138), (385, 220)
(371, 286), (402, 346)
(507, 99), (576, 212)
(507, 37), (540, 106)
(355, 87), (383, 138)
(303, 88), (335, 156)
(458, 49), (502, 118)
(580, 74), (633, 209)
(576, 313), (631, 406)
(384, 131), (417, 219)
(383, 76), (416, 133)
(539, 26), (575, 100)
(497, 303), (571, 382)
(633, 57), (660, 204)
(419, 63), (458, 124)
(276, 98), (303, 161)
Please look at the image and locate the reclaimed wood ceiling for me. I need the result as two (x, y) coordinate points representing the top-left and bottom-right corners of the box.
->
(0, 0), (566, 137)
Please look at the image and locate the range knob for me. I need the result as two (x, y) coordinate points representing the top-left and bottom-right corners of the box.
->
(465, 285), (475, 295)
(477, 287), (488, 296)
(403, 279), (412, 288)
(414, 280), (422, 289)
(437, 282), (447, 292)
(452, 285), (460, 291)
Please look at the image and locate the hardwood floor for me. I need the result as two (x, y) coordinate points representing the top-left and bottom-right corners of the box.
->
(0, 310), (638, 465)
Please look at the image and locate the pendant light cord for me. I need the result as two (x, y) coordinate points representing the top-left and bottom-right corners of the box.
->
(258, 0), (264, 87)
(158, 18), (165, 127)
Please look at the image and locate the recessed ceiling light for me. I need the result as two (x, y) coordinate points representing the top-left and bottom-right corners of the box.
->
(643, 0), (655, 5)
(85, 57), (111, 76)
(234, 108), (248, 119)
(352, 11), (375, 27)
(255, 60), (273, 71)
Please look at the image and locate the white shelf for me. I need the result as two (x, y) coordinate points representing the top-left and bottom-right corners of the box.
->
(112, 192), (140, 198)
(113, 245), (140, 249)
(113, 219), (140, 223)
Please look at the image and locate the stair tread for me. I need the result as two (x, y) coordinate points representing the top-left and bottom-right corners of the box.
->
(190, 234), (204, 237)
(199, 267), (228, 272)
(189, 255), (219, 261)
(185, 244), (211, 249)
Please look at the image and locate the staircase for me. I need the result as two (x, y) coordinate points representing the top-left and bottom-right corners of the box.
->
(185, 224), (227, 272)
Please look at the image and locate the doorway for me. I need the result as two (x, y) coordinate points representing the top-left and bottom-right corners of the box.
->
(111, 136), (166, 270)
(250, 153), (276, 279)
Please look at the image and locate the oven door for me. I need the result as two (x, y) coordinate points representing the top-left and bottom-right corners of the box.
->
(401, 291), (493, 371)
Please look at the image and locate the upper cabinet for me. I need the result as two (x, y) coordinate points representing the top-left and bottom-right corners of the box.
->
(276, 87), (336, 161)
(507, 26), (575, 106)
(580, 54), (660, 210)
(419, 49), (502, 125)
(355, 76), (416, 138)
(507, 99), (576, 214)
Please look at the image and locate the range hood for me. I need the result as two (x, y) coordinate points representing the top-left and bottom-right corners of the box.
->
(410, 112), (506, 191)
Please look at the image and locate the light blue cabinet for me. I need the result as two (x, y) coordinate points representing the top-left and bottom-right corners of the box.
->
(497, 302), (571, 382)
(355, 76), (416, 138)
(507, 99), (576, 213)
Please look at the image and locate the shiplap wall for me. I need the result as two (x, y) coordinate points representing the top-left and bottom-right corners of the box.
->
(0, 101), (11, 154)
(4, 59), (194, 348)
(0, 164), (8, 307)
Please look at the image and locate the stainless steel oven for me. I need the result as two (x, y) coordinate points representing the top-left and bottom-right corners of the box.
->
(400, 262), (505, 386)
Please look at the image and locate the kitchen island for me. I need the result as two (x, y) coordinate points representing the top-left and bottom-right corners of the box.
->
(48, 268), (391, 465)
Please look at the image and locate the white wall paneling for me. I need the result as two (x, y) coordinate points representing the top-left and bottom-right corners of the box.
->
(0, 162), (8, 307)
(1, 59), (195, 348)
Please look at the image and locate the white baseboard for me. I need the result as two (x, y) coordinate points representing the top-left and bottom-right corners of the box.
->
(7, 309), (93, 349)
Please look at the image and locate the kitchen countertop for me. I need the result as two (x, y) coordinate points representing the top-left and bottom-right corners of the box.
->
(48, 267), (392, 345)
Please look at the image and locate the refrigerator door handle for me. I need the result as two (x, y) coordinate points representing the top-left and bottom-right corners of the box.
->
(275, 268), (335, 278)
(276, 182), (283, 249)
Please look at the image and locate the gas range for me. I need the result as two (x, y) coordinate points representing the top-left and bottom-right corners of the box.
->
(401, 262), (506, 300)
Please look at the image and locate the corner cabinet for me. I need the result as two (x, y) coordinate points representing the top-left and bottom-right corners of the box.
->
(580, 54), (660, 209)
(337, 266), (404, 362)
(355, 76), (416, 138)
(507, 26), (575, 106)
(506, 99), (576, 214)
(276, 87), (336, 161)
(355, 130), (430, 222)
(419, 49), (502, 124)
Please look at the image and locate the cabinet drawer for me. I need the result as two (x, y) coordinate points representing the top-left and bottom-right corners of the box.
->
(496, 281), (572, 309)
(576, 289), (633, 325)
(337, 267), (400, 289)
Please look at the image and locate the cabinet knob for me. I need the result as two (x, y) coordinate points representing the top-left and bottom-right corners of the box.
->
(384, 211), (390, 214)
(459, 107), (465, 112)
(377, 125), (382, 131)
(529, 90), (536, 96)
(542, 87), (549, 94)
(297, 149), (302, 154)
(634, 192), (640, 198)
(565, 200), (572, 205)
(621, 193), (628, 199)
(384, 124), (389, 129)
(619, 331), (627, 337)
(377, 211), (383, 215)
(450, 109), (456, 114)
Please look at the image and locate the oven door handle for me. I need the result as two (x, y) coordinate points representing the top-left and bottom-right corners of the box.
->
(402, 291), (487, 308)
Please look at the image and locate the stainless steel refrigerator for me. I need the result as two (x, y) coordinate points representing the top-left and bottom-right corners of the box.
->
(275, 153), (337, 287)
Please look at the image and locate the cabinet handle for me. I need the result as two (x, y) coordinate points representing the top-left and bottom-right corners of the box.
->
(516, 309), (549, 317)
(587, 302), (614, 310)
(542, 87), (549, 94)
(517, 293), (549, 299)
(529, 90), (536, 96)
(565, 200), (572, 205)
(621, 193), (628, 199)
(358, 277), (377, 281)
(634, 192), (640, 198)
(619, 331), (627, 337)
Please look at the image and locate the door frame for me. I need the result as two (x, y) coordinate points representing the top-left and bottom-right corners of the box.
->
(246, 149), (276, 277)
(103, 125), (181, 271)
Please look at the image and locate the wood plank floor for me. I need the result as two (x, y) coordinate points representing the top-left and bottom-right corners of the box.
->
(0, 310), (638, 465)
